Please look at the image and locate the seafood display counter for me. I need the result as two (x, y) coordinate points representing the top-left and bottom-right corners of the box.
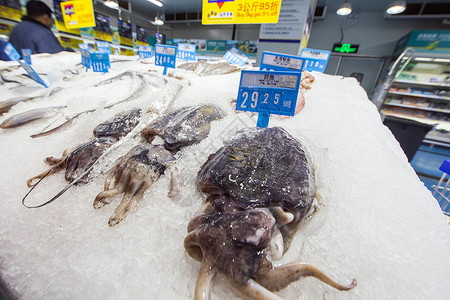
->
(0, 52), (449, 300)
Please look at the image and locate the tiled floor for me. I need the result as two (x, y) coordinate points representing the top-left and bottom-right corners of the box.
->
(411, 144), (450, 215)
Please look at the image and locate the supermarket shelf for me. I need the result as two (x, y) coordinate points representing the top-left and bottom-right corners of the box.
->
(393, 79), (450, 88)
(388, 90), (450, 101)
(381, 111), (450, 130)
(384, 103), (450, 114)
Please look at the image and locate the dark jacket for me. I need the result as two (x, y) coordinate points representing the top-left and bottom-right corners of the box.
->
(8, 16), (65, 55)
(0, 39), (10, 61)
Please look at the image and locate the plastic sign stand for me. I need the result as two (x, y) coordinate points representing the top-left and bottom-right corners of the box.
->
(177, 43), (196, 61)
(96, 41), (111, 54)
(3, 42), (20, 61)
(21, 49), (32, 65)
(223, 46), (249, 66)
(138, 45), (153, 59)
(155, 45), (177, 75)
(18, 61), (48, 88)
(299, 48), (330, 73)
(236, 70), (301, 128)
(260, 51), (305, 73)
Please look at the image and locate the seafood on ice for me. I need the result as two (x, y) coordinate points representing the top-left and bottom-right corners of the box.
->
(94, 105), (223, 226)
(184, 127), (356, 299)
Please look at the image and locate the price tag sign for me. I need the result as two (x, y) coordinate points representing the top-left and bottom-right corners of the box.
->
(80, 49), (91, 69)
(177, 43), (196, 61)
(223, 46), (249, 66)
(3, 42), (20, 61)
(300, 48), (330, 73)
(155, 45), (177, 75)
(260, 51), (304, 73)
(236, 70), (301, 127)
(21, 49), (32, 65)
(18, 61), (48, 88)
(96, 41), (111, 54)
(138, 45), (153, 59)
(90, 52), (110, 73)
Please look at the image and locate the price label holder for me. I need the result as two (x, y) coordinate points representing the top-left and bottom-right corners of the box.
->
(260, 51), (305, 73)
(21, 49), (32, 65)
(155, 44), (177, 75)
(299, 48), (330, 73)
(138, 45), (153, 59)
(96, 41), (111, 54)
(223, 46), (249, 66)
(18, 61), (48, 88)
(177, 43), (196, 61)
(236, 70), (301, 128)
(3, 42), (20, 61)
(90, 52), (110, 73)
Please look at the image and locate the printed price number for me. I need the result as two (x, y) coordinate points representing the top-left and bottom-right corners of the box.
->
(90, 53), (110, 73)
(236, 88), (296, 116)
(177, 51), (195, 60)
(155, 55), (175, 66)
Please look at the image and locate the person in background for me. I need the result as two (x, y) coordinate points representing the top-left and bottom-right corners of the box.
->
(0, 39), (10, 61)
(8, 0), (65, 55)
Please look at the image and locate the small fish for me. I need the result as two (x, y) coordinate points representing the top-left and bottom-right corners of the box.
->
(0, 106), (66, 129)
(0, 96), (36, 115)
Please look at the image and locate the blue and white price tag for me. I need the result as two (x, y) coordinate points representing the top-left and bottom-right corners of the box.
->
(21, 49), (32, 65)
(80, 49), (91, 69)
(177, 43), (196, 61)
(3, 42), (20, 61)
(79, 43), (89, 51)
(223, 46), (248, 66)
(18, 61), (48, 88)
(236, 70), (301, 127)
(260, 51), (304, 73)
(299, 48), (330, 73)
(138, 45), (153, 59)
(155, 45), (177, 75)
(96, 41), (111, 54)
(90, 52), (110, 73)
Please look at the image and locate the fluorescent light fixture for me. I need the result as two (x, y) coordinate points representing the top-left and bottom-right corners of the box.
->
(152, 17), (164, 26)
(147, 0), (163, 7)
(104, 0), (119, 9)
(386, 0), (406, 15)
(434, 58), (450, 63)
(337, 1), (352, 16)
(414, 58), (433, 61)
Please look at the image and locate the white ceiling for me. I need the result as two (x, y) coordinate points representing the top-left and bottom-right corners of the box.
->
(126, 0), (450, 21)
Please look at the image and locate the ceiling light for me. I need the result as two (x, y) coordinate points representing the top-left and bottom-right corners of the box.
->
(434, 58), (450, 63)
(104, 0), (119, 9)
(386, 0), (406, 15)
(414, 58), (433, 61)
(152, 17), (164, 26)
(147, 0), (163, 7)
(337, 1), (352, 16)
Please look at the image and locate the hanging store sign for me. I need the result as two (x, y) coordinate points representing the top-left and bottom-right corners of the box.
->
(223, 46), (249, 66)
(236, 70), (301, 127)
(332, 43), (359, 54)
(177, 43), (196, 61)
(61, 0), (95, 29)
(202, 0), (282, 25)
(155, 45), (177, 75)
(299, 48), (330, 73)
(260, 51), (304, 72)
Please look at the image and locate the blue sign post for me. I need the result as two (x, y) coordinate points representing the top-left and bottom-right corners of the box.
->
(223, 46), (249, 66)
(177, 43), (196, 61)
(236, 70), (301, 128)
(138, 45), (153, 59)
(299, 48), (331, 73)
(155, 44), (177, 75)
(18, 61), (48, 88)
(260, 51), (305, 73)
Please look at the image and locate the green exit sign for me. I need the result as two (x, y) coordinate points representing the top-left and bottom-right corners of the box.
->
(332, 43), (359, 53)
